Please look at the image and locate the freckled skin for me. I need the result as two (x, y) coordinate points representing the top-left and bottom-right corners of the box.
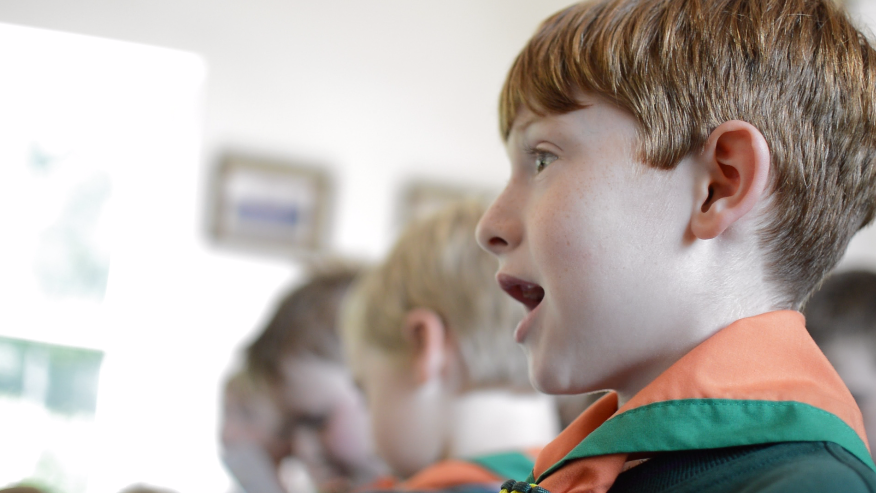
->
(477, 95), (710, 401)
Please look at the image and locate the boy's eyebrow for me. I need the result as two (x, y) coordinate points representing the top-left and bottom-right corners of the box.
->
(513, 112), (540, 135)
(512, 102), (596, 136)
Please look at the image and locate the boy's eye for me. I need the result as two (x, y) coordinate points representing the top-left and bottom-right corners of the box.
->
(352, 378), (365, 395)
(297, 413), (329, 430)
(535, 151), (557, 173)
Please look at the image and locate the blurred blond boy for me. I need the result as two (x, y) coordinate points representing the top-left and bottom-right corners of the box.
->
(342, 199), (559, 492)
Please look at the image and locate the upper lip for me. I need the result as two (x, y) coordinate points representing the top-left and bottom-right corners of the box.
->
(497, 273), (545, 312)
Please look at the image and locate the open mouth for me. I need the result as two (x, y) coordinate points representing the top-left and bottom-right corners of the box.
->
(497, 273), (545, 312)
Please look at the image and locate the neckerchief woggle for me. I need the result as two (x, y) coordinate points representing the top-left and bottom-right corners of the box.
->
(501, 311), (874, 493)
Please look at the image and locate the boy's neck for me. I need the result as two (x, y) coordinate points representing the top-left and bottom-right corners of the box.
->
(615, 296), (783, 406)
(608, 230), (784, 405)
(446, 390), (559, 459)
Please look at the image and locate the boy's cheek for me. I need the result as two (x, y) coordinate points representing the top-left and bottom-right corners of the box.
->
(317, 395), (374, 470)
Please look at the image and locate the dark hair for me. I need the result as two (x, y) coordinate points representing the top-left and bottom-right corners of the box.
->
(246, 267), (359, 383)
(804, 269), (876, 347)
(0, 487), (49, 493)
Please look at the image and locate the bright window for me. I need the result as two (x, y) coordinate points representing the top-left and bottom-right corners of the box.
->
(0, 23), (207, 493)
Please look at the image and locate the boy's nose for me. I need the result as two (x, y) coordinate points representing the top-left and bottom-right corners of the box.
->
(476, 191), (522, 255)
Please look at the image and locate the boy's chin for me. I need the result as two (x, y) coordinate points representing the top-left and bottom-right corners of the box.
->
(529, 362), (603, 396)
(528, 366), (572, 395)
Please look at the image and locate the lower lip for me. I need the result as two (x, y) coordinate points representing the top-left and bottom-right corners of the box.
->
(514, 302), (542, 343)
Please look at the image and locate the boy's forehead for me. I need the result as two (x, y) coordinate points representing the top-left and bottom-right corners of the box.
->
(280, 359), (355, 413)
(281, 357), (346, 393)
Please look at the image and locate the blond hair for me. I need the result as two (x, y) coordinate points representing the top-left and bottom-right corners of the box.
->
(501, 0), (876, 307)
(343, 199), (530, 391)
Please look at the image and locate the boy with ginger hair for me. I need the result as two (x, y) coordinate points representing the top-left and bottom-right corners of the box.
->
(475, 0), (876, 492)
(341, 200), (560, 493)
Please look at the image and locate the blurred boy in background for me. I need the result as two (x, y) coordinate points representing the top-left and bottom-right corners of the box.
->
(805, 269), (876, 458)
(223, 268), (386, 493)
(342, 200), (559, 492)
(221, 369), (294, 493)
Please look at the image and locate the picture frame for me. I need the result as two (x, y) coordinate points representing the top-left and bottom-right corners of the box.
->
(398, 179), (498, 227)
(210, 153), (333, 258)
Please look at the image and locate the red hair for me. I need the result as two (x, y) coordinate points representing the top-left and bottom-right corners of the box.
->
(501, 0), (876, 305)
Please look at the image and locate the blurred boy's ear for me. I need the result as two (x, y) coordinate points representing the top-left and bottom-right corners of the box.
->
(401, 308), (449, 385)
(690, 120), (771, 240)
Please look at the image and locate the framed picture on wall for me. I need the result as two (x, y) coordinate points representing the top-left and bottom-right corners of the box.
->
(398, 180), (498, 226)
(210, 153), (332, 257)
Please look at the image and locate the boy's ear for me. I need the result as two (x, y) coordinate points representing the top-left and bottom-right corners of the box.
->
(691, 120), (771, 240)
(401, 308), (449, 385)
